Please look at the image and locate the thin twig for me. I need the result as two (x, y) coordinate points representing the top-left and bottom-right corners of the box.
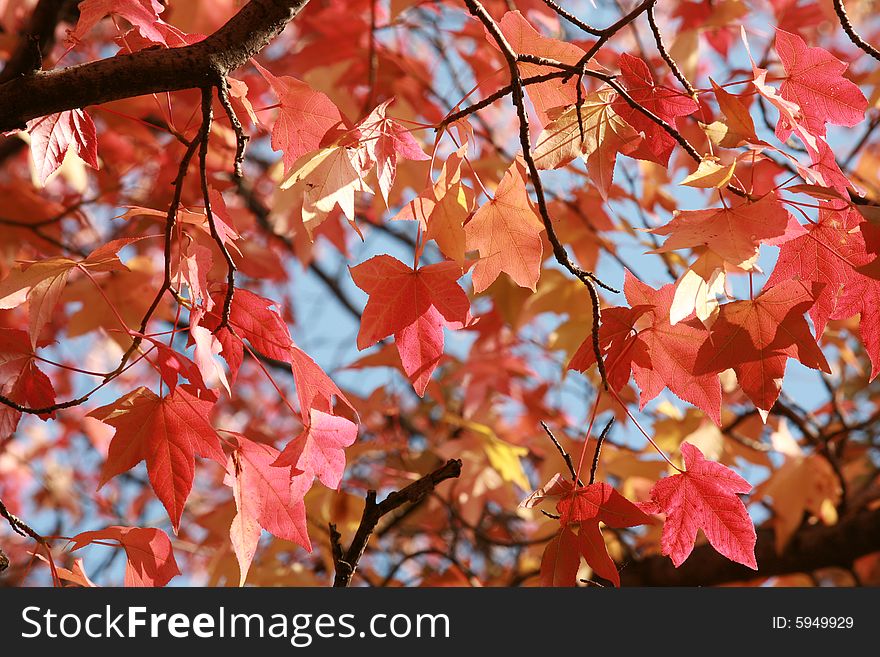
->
(332, 459), (462, 587)
(833, 0), (880, 62)
(541, 421), (582, 485)
(198, 87), (237, 329)
(589, 418), (613, 485)
(216, 77), (249, 180)
(647, 5), (696, 98)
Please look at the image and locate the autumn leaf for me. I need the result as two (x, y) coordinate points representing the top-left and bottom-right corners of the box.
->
(69, 526), (180, 587)
(640, 442), (757, 569)
(532, 88), (640, 196)
(529, 476), (652, 586)
(350, 255), (470, 395)
(766, 202), (860, 337)
(0, 239), (133, 348)
(571, 272), (722, 424)
(279, 145), (372, 237)
(695, 279), (830, 412)
(393, 146), (473, 263)
(775, 29), (867, 140)
(649, 194), (791, 270)
(89, 385), (225, 532)
(27, 109), (99, 184)
(497, 11), (586, 126)
(465, 160), (545, 293)
(679, 157), (736, 189)
(273, 408), (358, 489)
(0, 328), (56, 438)
(540, 526), (580, 586)
(354, 99), (429, 204)
(227, 434), (311, 586)
(253, 60), (344, 174)
(72, 0), (169, 43)
(612, 53), (699, 166)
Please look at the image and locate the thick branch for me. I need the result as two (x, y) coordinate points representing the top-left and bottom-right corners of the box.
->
(332, 459), (462, 587)
(0, 0), (311, 131)
(621, 507), (880, 586)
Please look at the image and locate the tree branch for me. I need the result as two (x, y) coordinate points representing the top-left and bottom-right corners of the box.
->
(0, 0), (312, 132)
(332, 459), (462, 587)
(621, 507), (880, 586)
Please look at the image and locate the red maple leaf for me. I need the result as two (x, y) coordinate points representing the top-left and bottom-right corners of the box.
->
(641, 442), (757, 569)
(89, 385), (225, 531)
(612, 53), (699, 166)
(27, 109), (99, 183)
(253, 60), (344, 174)
(273, 408), (358, 489)
(69, 526), (180, 587)
(227, 434), (311, 585)
(696, 279), (830, 411)
(350, 254), (470, 395)
(528, 476), (652, 586)
(571, 272), (721, 424)
(767, 203), (860, 337)
(354, 99), (429, 204)
(0, 328), (56, 438)
(775, 29), (867, 140)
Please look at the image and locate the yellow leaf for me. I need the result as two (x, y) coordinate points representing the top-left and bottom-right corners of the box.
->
(279, 146), (372, 238)
(532, 88), (639, 196)
(679, 157), (736, 189)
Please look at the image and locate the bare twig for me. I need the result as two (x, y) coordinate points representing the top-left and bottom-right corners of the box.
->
(647, 4), (696, 98)
(332, 459), (462, 587)
(541, 421), (582, 485)
(199, 87), (237, 329)
(590, 418), (613, 485)
(833, 0), (880, 63)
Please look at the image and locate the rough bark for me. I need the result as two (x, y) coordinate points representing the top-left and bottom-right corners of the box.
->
(0, 0), (310, 131)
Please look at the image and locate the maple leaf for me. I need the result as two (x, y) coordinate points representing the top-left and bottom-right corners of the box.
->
(540, 526), (580, 586)
(27, 109), (99, 184)
(766, 203), (860, 336)
(355, 99), (429, 204)
(612, 53), (699, 166)
(0, 239), (133, 348)
(775, 29), (867, 140)
(69, 526), (180, 587)
(273, 408), (358, 489)
(279, 145), (372, 237)
(649, 194), (791, 270)
(227, 435), (311, 586)
(529, 476), (652, 586)
(708, 78), (759, 146)
(831, 255), (880, 380)
(72, 0), (169, 44)
(0, 328), (56, 438)
(571, 272), (722, 424)
(287, 345), (356, 417)
(532, 88), (640, 196)
(89, 385), (225, 532)
(497, 11), (587, 126)
(204, 287), (294, 367)
(393, 146), (473, 263)
(465, 160), (545, 293)
(695, 279), (830, 411)
(558, 481), (653, 587)
(253, 60), (344, 174)
(640, 442), (757, 569)
(350, 255), (470, 395)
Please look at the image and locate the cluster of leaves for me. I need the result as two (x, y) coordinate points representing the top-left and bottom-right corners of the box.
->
(1, 0), (879, 589)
